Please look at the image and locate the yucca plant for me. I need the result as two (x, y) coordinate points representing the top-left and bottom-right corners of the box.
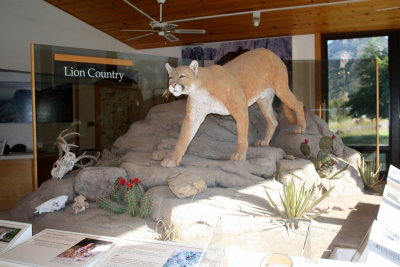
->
(358, 157), (385, 194)
(265, 178), (334, 220)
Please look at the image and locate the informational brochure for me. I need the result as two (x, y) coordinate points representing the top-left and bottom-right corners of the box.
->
(377, 184), (400, 232)
(98, 238), (204, 267)
(367, 220), (400, 266)
(0, 229), (118, 267)
(0, 220), (32, 255)
(387, 165), (400, 192)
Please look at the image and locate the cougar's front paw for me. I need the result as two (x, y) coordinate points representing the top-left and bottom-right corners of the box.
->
(161, 158), (180, 168)
(230, 152), (246, 161)
(255, 139), (269, 147)
(294, 125), (306, 134)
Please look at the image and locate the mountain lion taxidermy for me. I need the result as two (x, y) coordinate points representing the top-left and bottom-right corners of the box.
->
(161, 48), (306, 167)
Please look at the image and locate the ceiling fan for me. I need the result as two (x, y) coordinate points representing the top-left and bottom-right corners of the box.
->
(122, 0), (206, 42)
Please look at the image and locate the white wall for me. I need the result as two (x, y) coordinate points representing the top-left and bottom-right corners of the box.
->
(0, 0), (316, 149)
(292, 34), (315, 60)
(0, 0), (137, 150)
(0, 0), (136, 72)
(292, 34), (317, 110)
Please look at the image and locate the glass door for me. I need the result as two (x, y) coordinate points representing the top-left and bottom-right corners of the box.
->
(326, 36), (390, 171)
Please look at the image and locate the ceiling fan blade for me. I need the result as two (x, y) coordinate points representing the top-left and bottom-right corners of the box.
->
(122, 29), (155, 32)
(123, 0), (158, 23)
(161, 23), (178, 31)
(127, 32), (155, 41)
(172, 29), (206, 34)
(163, 33), (179, 42)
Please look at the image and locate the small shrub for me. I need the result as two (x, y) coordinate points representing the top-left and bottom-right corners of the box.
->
(156, 220), (182, 242)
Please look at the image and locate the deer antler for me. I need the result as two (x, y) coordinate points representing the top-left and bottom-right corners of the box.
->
(74, 151), (100, 168)
(56, 129), (80, 157)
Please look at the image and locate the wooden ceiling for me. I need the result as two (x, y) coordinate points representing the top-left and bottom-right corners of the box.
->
(44, 0), (400, 50)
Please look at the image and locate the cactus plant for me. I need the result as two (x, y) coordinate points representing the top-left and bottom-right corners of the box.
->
(139, 194), (152, 218)
(300, 135), (347, 179)
(319, 136), (333, 150)
(110, 177), (127, 204)
(300, 139), (311, 157)
(132, 182), (144, 200)
(96, 177), (152, 218)
(125, 190), (139, 217)
(97, 197), (127, 214)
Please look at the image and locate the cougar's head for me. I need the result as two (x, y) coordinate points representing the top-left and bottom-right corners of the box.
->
(165, 60), (199, 97)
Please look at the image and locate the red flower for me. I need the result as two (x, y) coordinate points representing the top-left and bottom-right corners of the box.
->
(331, 135), (336, 140)
(132, 178), (141, 184)
(119, 178), (126, 185)
(304, 139), (309, 144)
(126, 182), (133, 188)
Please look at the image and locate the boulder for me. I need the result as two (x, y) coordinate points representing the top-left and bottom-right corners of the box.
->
(74, 167), (128, 201)
(10, 171), (77, 219)
(167, 173), (207, 199)
(277, 159), (321, 190)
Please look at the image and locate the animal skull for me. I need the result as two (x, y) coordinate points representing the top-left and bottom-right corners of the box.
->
(51, 129), (100, 179)
(72, 194), (89, 214)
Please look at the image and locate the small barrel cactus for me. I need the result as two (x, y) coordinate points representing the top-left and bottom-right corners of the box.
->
(319, 136), (333, 150)
(300, 139), (311, 157)
(132, 183), (144, 200)
(139, 194), (152, 219)
(97, 197), (127, 214)
(126, 190), (139, 217)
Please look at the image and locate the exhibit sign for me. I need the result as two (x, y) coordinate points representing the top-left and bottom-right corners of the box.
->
(53, 54), (132, 83)
(387, 164), (400, 191)
(99, 238), (204, 267)
(0, 220), (32, 255)
(0, 228), (118, 267)
(367, 220), (400, 266)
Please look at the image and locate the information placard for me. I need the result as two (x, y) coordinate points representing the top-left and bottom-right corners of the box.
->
(0, 220), (32, 255)
(0, 229), (118, 267)
(98, 238), (204, 267)
(367, 220), (400, 266)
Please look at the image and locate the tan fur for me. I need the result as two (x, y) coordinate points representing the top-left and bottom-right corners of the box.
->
(161, 48), (306, 167)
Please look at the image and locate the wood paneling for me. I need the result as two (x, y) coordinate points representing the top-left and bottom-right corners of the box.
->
(44, 0), (400, 49)
(0, 159), (34, 211)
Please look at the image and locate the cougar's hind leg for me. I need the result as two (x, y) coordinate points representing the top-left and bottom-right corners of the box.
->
(275, 84), (306, 134)
(255, 93), (277, 146)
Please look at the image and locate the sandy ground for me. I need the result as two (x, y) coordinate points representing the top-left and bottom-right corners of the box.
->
(0, 193), (381, 260)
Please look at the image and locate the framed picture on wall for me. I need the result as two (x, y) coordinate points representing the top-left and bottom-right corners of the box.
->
(0, 139), (6, 155)
(0, 70), (32, 123)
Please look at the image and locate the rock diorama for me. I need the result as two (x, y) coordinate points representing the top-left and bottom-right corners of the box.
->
(2, 96), (368, 258)
(1, 49), (369, 259)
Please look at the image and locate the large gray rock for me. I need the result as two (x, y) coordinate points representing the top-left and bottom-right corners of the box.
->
(319, 157), (364, 197)
(167, 173), (207, 199)
(271, 111), (345, 158)
(277, 159), (321, 190)
(10, 172), (77, 219)
(121, 148), (284, 188)
(74, 167), (128, 201)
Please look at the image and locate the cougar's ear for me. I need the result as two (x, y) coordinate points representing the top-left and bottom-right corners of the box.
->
(189, 60), (198, 76)
(165, 63), (173, 75)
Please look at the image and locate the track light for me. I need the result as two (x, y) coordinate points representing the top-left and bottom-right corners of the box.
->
(253, 11), (260, 27)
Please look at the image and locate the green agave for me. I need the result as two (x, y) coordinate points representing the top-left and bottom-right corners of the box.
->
(358, 157), (385, 194)
(265, 178), (334, 220)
